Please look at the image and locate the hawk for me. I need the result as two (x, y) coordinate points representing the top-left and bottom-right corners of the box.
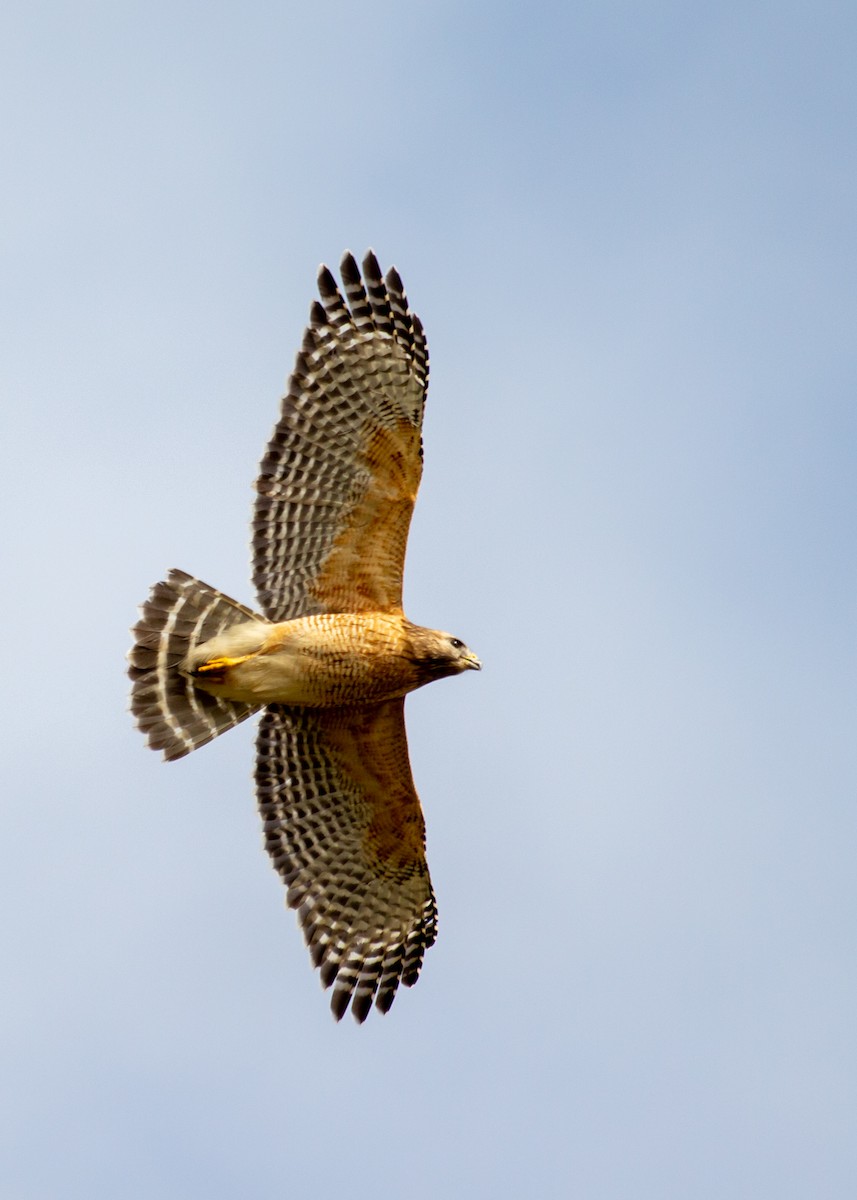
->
(128, 251), (480, 1022)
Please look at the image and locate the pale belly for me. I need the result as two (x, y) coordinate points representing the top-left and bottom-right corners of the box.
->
(181, 613), (415, 707)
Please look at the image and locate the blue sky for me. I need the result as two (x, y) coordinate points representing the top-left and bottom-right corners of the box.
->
(2, 2), (856, 1196)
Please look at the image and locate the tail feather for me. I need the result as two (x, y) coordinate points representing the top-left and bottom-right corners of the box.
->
(129, 569), (264, 761)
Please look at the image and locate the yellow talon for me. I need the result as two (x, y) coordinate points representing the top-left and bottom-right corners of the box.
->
(194, 654), (253, 677)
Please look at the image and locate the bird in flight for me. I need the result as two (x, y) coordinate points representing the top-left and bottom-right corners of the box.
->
(129, 251), (480, 1022)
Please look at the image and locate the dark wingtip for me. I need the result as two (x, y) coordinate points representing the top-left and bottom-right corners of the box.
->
(385, 265), (404, 296)
(317, 264), (338, 298)
(330, 987), (351, 1023)
(309, 299), (327, 327)
(350, 991), (373, 1023)
(339, 251), (360, 286)
(362, 249), (382, 284)
(375, 988), (396, 1015)
(319, 959), (338, 989)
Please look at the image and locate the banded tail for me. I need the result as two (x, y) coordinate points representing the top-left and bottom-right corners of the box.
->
(129, 569), (265, 760)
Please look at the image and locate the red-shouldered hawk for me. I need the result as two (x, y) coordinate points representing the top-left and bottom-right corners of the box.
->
(128, 252), (480, 1022)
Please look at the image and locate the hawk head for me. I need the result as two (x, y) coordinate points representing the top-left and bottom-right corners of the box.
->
(408, 625), (482, 685)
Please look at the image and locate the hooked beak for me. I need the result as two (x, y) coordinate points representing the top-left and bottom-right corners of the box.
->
(463, 651), (482, 671)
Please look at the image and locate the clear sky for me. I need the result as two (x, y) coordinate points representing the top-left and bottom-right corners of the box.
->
(2, 2), (856, 1197)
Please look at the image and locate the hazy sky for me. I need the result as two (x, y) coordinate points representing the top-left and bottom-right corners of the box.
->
(2, 3), (856, 1197)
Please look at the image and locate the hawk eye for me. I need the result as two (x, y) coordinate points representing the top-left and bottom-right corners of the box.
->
(450, 638), (464, 650)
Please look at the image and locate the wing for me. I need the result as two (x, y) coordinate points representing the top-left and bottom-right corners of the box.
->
(255, 699), (438, 1022)
(253, 251), (428, 621)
